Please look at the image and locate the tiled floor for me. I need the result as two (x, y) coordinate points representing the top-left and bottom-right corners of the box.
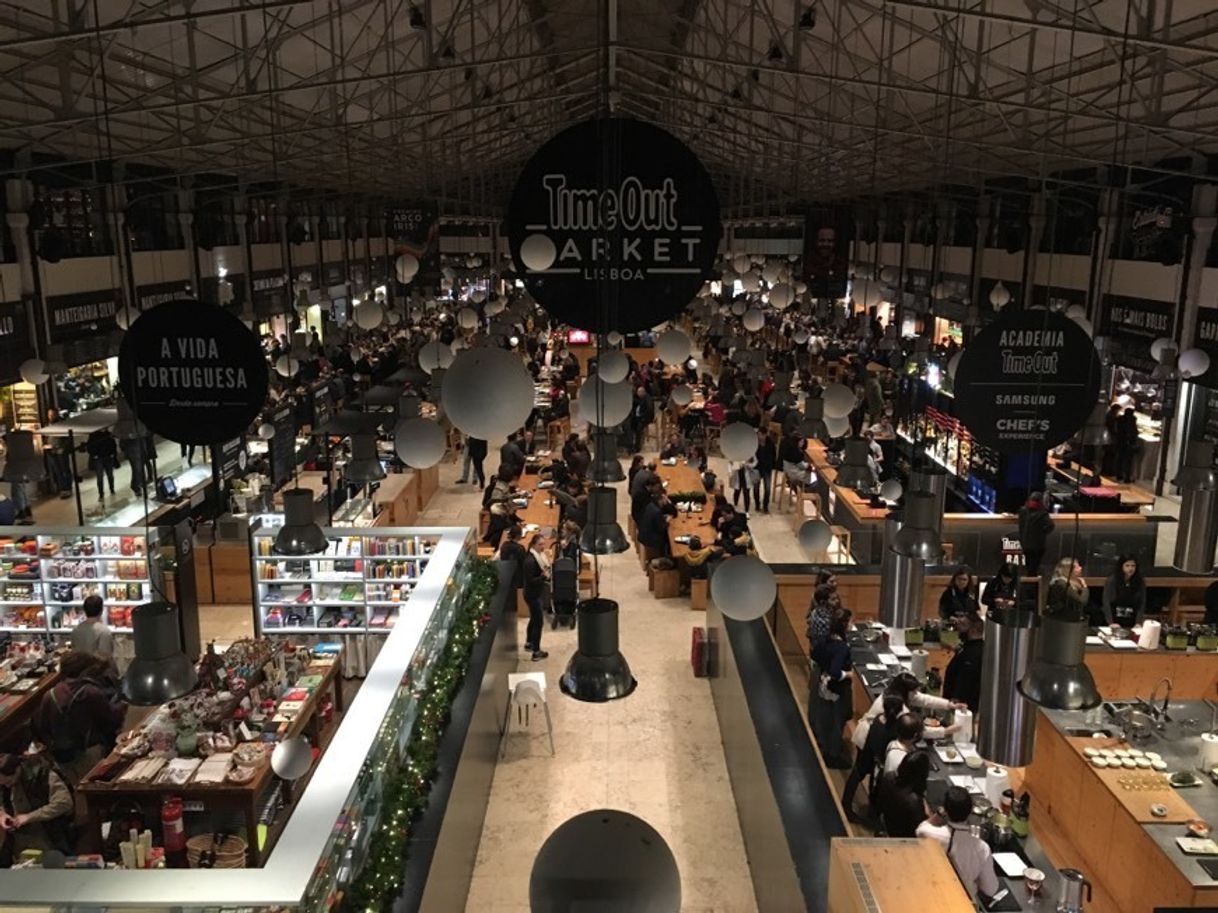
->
(416, 456), (759, 913)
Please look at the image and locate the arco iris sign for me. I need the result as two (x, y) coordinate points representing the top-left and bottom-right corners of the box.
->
(506, 117), (721, 332)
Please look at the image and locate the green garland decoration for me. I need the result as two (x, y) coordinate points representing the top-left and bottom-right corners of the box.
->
(341, 557), (498, 913)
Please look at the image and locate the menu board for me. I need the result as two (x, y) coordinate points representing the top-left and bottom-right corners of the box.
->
(11, 382), (40, 428)
(313, 382), (334, 430)
(1192, 309), (1218, 389)
(216, 435), (246, 482)
(268, 402), (296, 488)
(1203, 388), (1218, 445)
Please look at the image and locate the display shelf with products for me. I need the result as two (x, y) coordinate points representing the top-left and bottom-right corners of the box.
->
(251, 525), (437, 636)
(0, 526), (476, 913)
(0, 527), (167, 635)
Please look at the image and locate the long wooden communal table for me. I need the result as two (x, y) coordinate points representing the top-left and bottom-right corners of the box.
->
(655, 460), (716, 559)
(78, 650), (344, 867)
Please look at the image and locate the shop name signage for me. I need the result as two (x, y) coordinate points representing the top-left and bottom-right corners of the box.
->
(1131, 205), (1175, 233)
(45, 289), (121, 343)
(119, 299), (269, 446)
(507, 117), (721, 332)
(253, 274), (287, 293)
(53, 298), (116, 328)
(1108, 305), (1171, 333)
(953, 309), (1101, 453)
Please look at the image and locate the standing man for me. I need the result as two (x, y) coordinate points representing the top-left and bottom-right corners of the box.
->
(1017, 491), (1054, 578)
(69, 595), (114, 661)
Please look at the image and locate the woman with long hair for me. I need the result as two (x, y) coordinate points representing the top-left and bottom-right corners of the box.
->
(1045, 556), (1090, 621)
(1103, 554), (1147, 629)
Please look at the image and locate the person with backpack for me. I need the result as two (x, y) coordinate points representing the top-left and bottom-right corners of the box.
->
(34, 651), (127, 786)
(0, 750), (75, 864)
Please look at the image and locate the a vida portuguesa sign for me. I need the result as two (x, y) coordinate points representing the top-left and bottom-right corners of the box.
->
(953, 309), (1101, 453)
(119, 299), (269, 446)
(506, 117), (721, 332)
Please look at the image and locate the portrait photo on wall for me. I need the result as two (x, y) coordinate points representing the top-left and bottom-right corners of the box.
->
(802, 206), (853, 301)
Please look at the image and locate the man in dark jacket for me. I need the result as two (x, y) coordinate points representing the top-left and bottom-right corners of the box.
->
(1017, 491), (1054, 576)
(499, 432), (526, 479)
(630, 386), (656, 452)
(522, 543), (548, 661)
(942, 614), (984, 712)
(637, 484), (676, 562)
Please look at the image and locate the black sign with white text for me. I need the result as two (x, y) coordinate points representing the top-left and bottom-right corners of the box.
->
(0, 300), (36, 385)
(1099, 294), (1176, 373)
(268, 401), (296, 489)
(1192, 309), (1218, 389)
(135, 280), (192, 312)
(954, 309), (1101, 453)
(216, 435), (247, 481)
(506, 117), (721, 332)
(251, 270), (289, 316)
(118, 299), (269, 446)
(45, 288), (121, 343)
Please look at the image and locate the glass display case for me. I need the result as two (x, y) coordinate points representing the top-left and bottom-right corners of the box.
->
(251, 525), (438, 635)
(0, 527), (167, 637)
(0, 526), (475, 913)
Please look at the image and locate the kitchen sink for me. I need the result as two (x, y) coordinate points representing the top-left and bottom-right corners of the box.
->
(1104, 700), (1154, 721)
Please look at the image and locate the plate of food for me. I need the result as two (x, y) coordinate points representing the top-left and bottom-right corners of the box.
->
(233, 743), (267, 767)
(226, 764), (257, 784)
(117, 735), (150, 759)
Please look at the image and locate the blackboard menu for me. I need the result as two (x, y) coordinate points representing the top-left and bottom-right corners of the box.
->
(269, 402), (296, 489)
(1204, 388), (1218, 445)
(11, 384), (39, 428)
(1099, 293), (1175, 373)
(313, 382), (334, 429)
(216, 435), (246, 482)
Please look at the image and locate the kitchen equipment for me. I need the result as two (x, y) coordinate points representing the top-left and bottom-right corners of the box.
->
(1057, 868), (1092, 912)
(1024, 868), (1045, 898)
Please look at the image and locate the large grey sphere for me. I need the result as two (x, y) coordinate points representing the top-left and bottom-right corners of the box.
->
(711, 555), (777, 621)
(441, 348), (534, 440)
(719, 422), (759, 461)
(394, 417), (447, 469)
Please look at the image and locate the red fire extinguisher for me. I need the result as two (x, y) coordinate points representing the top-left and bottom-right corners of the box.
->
(161, 797), (186, 852)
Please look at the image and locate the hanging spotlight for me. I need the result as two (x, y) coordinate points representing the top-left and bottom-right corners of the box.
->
(345, 433), (387, 483)
(560, 598), (637, 702)
(580, 487), (629, 554)
(273, 489), (329, 556)
(123, 602), (198, 705)
(589, 432), (625, 483)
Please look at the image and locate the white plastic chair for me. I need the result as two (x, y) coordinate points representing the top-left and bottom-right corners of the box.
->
(501, 673), (555, 757)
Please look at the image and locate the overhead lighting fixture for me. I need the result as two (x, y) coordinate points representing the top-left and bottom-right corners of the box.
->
(768, 43), (783, 61)
(580, 487), (629, 554)
(123, 602), (198, 706)
(799, 5), (817, 29)
(345, 433), (387, 484)
(408, 5), (426, 29)
(1018, 615), (1101, 710)
(560, 598), (637, 702)
(274, 488), (329, 556)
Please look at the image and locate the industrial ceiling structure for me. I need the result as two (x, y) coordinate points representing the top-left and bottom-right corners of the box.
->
(1, 0), (1217, 213)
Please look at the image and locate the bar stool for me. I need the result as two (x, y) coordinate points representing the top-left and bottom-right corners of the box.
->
(501, 672), (554, 758)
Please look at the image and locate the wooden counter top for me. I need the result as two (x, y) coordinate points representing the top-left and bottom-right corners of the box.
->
(806, 441), (889, 522)
(1058, 735), (1199, 823)
(828, 837), (975, 913)
(657, 461), (715, 558)
(1048, 454), (1157, 507)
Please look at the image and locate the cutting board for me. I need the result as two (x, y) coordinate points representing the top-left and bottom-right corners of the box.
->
(1094, 767), (1198, 822)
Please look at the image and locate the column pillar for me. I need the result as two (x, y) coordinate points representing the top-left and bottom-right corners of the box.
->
(233, 209), (252, 320)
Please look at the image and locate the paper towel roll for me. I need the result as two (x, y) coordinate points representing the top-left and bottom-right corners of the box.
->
(1138, 619), (1162, 651)
(910, 649), (929, 681)
(985, 765), (1012, 807)
(953, 709), (974, 745)
(1201, 733), (1218, 772)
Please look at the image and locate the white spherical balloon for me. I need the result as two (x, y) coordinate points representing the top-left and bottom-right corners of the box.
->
(1179, 347), (1212, 379)
(384, 308), (402, 325)
(732, 254), (751, 274)
(671, 384), (693, 406)
(115, 305), (140, 331)
(394, 417), (447, 468)
(598, 350), (630, 384)
(798, 519), (834, 553)
(769, 284), (794, 309)
(395, 253), (419, 283)
(947, 350), (963, 380)
(484, 298), (505, 317)
(742, 308), (765, 332)
(730, 300), (747, 317)
(711, 555), (777, 622)
(441, 348), (533, 440)
(418, 340), (454, 374)
(1064, 304), (1086, 321)
(880, 479), (904, 502)
(822, 382), (857, 419)
(761, 261), (782, 285)
(793, 328), (810, 345)
(720, 422), (759, 461)
(520, 233), (557, 272)
(1150, 336), (1175, 363)
(606, 331), (624, 347)
(824, 414), (852, 438)
(740, 273), (761, 293)
(258, 422), (275, 440)
(354, 301), (384, 329)
(458, 307), (479, 330)
(1073, 317), (1094, 337)
(470, 289), (488, 305)
(578, 374), (633, 427)
(657, 329), (692, 364)
(794, 281), (808, 295)
(879, 267), (897, 285)
(18, 358), (47, 385)
(275, 355), (299, 377)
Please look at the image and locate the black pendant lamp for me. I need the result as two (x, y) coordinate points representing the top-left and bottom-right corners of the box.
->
(580, 486), (629, 554)
(123, 602), (198, 705)
(345, 433), (386, 483)
(560, 598), (637, 702)
(1018, 614), (1102, 711)
(1, 431), (46, 483)
(589, 431), (625, 483)
(834, 438), (874, 489)
(799, 396), (829, 442)
(274, 488), (329, 556)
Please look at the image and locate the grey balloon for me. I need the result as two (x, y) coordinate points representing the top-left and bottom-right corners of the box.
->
(418, 340), (454, 374)
(598, 350), (630, 384)
(798, 519), (834, 553)
(530, 810), (681, 913)
(441, 347), (534, 440)
(270, 736), (313, 780)
(670, 384), (693, 406)
(880, 479), (904, 502)
(719, 421), (759, 462)
(710, 555), (777, 622)
(822, 382), (857, 419)
(579, 373), (633, 427)
(394, 417), (447, 469)
(656, 329), (691, 365)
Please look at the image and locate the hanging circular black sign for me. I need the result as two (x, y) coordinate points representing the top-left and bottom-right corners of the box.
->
(954, 309), (1101, 453)
(118, 299), (269, 446)
(506, 117), (721, 333)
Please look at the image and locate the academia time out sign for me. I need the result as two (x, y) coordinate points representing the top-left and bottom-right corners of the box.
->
(119, 299), (269, 446)
(953, 309), (1101, 453)
(506, 117), (721, 333)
